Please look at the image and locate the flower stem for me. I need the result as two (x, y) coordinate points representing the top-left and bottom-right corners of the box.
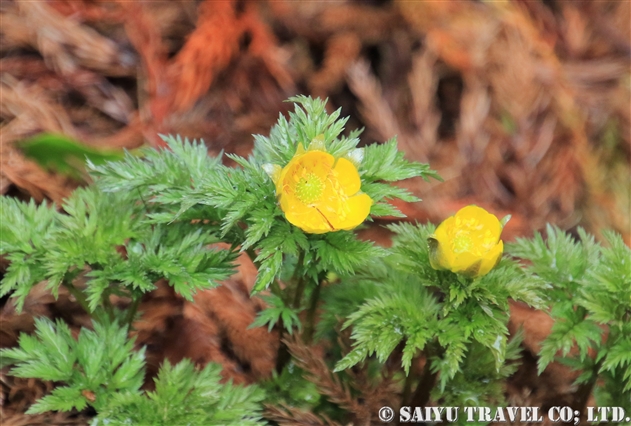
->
(408, 354), (438, 409)
(292, 250), (306, 309)
(102, 291), (116, 321)
(63, 281), (91, 315)
(401, 357), (420, 405)
(292, 276), (306, 309)
(269, 277), (280, 292)
(275, 335), (291, 374)
(124, 295), (142, 329)
(408, 344), (442, 409)
(303, 281), (322, 344)
(276, 250), (308, 373)
(245, 247), (261, 269)
(571, 356), (602, 419)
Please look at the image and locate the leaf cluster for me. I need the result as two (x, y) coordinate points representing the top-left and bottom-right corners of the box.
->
(94, 359), (265, 426)
(509, 227), (631, 405)
(433, 333), (524, 422)
(0, 318), (266, 424)
(249, 294), (302, 333)
(0, 185), (235, 315)
(0, 317), (144, 414)
(360, 138), (441, 218)
(87, 97), (438, 295)
(260, 361), (322, 410)
(238, 96), (438, 291)
(334, 222), (547, 395)
(334, 266), (440, 375)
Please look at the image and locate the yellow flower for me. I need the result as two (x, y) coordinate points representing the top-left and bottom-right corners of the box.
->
(271, 143), (372, 234)
(428, 205), (504, 278)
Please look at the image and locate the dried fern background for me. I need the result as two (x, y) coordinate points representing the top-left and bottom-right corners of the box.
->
(1, 0), (629, 424)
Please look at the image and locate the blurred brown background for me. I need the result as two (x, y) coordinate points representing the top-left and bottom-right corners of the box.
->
(1, 0), (629, 242)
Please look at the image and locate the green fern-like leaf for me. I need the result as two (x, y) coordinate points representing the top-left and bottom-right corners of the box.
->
(1, 318), (145, 413)
(250, 294), (302, 333)
(94, 359), (265, 426)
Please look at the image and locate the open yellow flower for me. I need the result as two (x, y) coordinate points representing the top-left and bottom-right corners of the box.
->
(428, 205), (504, 278)
(271, 144), (372, 234)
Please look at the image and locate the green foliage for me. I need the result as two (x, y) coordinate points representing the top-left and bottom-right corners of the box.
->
(18, 133), (124, 180)
(9, 95), (628, 422)
(1, 96), (443, 422)
(89, 134), (221, 199)
(360, 139), (441, 218)
(251, 96), (354, 164)
(0, 198), (57, 310)
(1, 188), (142, 310)
(261, 361), (321, 409)
(250, 294), (302, 333)
(252, 222), (307, 292)
(509, 225), (600, 303)
(311, 232), (386, 276)
(0, 318), (265, 424)
(316, 271), (381, 341)
(87, 97), (438, 294)
(580, 231), (631, 327)
(86, 222), (235, 305)
(94, 359), (265, 426)
(0, 317), (144, 413)
(509, 227), (631, 407)
(0, 186), (235, 314)
(335, 274), (441, 375)
(434, 332), (523, 411)
(335, 221), (548, 397)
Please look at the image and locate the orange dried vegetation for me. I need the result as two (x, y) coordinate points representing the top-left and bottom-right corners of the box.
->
(167, 1), (241, 113)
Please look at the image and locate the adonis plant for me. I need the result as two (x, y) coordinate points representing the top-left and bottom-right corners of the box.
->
(1, 96), (629, 424)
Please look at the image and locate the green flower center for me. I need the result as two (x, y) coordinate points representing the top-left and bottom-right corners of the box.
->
(452, 232), (473, 253)
(295, 173), (324, 204)
(451, 218), (497, 255)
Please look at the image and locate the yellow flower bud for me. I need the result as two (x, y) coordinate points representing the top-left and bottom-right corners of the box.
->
(428, 205), (504, 278)
(271, 143), (372, 234)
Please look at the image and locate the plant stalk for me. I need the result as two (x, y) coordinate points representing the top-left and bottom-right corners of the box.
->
(292, 250), (306, 309)
(63, 281), (92, 315)
(408, 353), (438, 409)
(245, 247), (261, 269)
(303, 281), (322, 344)
(102, 291), (116, 321)
(572, 362), (601, 420)
(275, 250), (308, 373)
(401, 357), (420, 406)
(124, 295), (142, 328)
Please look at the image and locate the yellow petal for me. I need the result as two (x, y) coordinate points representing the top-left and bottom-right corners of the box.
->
(429, 206), (504, 277)
(298, 151), (335, 178)
(285, 205), (334, 234)
(278, 190), (298, 214)
(477, 241), (504, 277)
(278, 151), (333, 197)
(458, 205), (501, 240)
(275, 145), (372, 234)
(332, 157), (362, 196)
(433, 216), (456, 269)
(451, 250), (480, 274)
(330, 193), (372, 231)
